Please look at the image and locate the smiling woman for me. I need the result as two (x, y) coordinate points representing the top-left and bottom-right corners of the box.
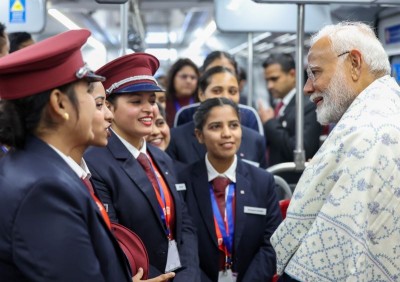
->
(84, 52), (201, 281)
(177, 97), (282, 282)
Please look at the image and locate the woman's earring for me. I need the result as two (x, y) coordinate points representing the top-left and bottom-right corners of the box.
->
(64, 113), (69, 121)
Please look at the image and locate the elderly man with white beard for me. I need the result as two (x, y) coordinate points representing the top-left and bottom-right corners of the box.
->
(271, 21), (400, 282)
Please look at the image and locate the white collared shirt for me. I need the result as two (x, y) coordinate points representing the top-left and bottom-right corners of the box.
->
(112, 128), (147, 158)
(205, 153), (237, 185)
(47, 144), (84, 178)
(276, 88), (296, 117)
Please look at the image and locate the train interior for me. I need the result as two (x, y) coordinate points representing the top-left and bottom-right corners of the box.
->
(2, 0), (400, 194)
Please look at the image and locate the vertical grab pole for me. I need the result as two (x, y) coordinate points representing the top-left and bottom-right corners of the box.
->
(120, 2), (129, 56)
(294, 3), (306, 170)
(247, 32), (254, 107)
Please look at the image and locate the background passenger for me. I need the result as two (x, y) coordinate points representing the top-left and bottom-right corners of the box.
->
(177, 97), (281, 281)
(0, 22), (9, 57)
(146, 103), (170, 151)
(165, 58), (199, 127)
(167, 66), (267, 169)
(9, 31), (35, 53)
(272, 21), (400, 282)
(174, 51), (263, 134)
(0, 29), (132, 282)
(257, 53), (321, 185)
(84, 53), (200, 281)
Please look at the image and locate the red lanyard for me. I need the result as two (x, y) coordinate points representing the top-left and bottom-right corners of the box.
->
(82, 178), (111, 229)
(148, 157), (174, 240)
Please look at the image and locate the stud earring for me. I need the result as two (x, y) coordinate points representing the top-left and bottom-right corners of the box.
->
(64, 113), (69, 121)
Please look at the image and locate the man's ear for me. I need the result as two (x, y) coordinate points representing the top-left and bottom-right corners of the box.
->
(194, 128), (204, 144)
(349, 49), (362, 81)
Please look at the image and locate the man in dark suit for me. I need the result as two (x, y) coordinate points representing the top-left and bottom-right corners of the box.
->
(258, 54), (322, 184)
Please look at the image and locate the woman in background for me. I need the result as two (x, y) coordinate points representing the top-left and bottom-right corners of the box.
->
(177, 97), (282, 281)
(165, 58), (199, 127)
(146, 103), (170, 151)
(167, 66), (267, 169)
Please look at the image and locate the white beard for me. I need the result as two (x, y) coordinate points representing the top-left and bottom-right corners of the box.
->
(310, 68), (357, 125)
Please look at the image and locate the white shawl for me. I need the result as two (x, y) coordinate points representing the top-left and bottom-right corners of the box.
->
(271, 76), (400, 282)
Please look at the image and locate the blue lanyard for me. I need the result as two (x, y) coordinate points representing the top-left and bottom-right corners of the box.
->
(209, 183), (235, 255)
(149, 164), (171, 238)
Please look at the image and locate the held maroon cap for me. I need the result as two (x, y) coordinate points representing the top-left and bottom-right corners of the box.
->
(0, 29), (105, 100)
(96, 52), (164, 96)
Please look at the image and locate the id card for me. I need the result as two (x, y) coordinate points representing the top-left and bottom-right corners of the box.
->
(165, 239), (182, 272)
(218, 269), (237, 282)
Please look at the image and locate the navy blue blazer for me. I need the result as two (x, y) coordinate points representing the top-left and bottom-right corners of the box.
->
(177, 158), (282, 282)
(84, 132), (200, 281)
(174, 102), (264, 136)
(264, 96), (321, 184)
(264, 95), (321, 165)
(0, 137), (131, 282)
(167, 121), (267, 169)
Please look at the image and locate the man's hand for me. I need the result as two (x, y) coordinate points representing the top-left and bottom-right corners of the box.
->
(257, 100), (275, 123)
(132, 268), (175, 282)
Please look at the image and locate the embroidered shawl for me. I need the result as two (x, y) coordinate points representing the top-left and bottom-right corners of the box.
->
(271, 76), (400, 282)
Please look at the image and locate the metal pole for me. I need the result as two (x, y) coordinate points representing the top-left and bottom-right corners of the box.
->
(120, 2), (129, 56)
(294, 3), (305, 170)
(247, 32), (254, 107)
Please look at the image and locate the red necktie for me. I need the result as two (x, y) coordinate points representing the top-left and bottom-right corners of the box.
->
(274, 101), (284, 117)
(212, 177), (230, 217)
(81, 177), (111, 229)
(137, 153), (159, 191)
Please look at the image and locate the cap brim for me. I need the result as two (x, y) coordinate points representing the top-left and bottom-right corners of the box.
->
(84, 71), (106, 82)
(114, 82), (164, 94)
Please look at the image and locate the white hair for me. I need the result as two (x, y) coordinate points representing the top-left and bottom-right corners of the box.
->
(310, 21), (391, 77)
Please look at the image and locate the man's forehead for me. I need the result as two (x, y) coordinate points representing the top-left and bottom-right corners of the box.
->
(307, 36), (334, 63)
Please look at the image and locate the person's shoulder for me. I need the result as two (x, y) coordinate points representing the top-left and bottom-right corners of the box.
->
(171, 121), (195, 136)
(241, 125), (263, 141)
(177, 158), (202, 179)
(238, 158), (273, 180)
(148, 143), (173, 162)
(84, 145), (110, 160)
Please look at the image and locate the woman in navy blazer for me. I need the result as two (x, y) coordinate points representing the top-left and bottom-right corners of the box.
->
(85, 53), (200, 281)
(177, 98), (282, 282)
(0, 30), (132, 282)
(167, 66), (267, 169)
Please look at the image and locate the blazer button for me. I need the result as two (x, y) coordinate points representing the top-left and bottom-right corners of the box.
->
(157, 250), (166, 256)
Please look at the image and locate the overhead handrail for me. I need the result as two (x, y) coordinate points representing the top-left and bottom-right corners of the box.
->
(267, 161), (308, 175)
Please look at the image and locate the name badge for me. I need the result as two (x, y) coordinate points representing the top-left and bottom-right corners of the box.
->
(175, 183), (186, 191)
(165, 239), (182, 273)
(218, 269), (237, 282)
(244, 206), (267, 215)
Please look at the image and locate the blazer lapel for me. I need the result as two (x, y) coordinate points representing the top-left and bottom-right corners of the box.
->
(234, 161), (251, 252)
(192, 162), (218, 247)
(107, 133), (166, 233)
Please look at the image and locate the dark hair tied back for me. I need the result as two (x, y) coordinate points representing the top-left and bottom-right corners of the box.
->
(193, 97), (239, 131)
